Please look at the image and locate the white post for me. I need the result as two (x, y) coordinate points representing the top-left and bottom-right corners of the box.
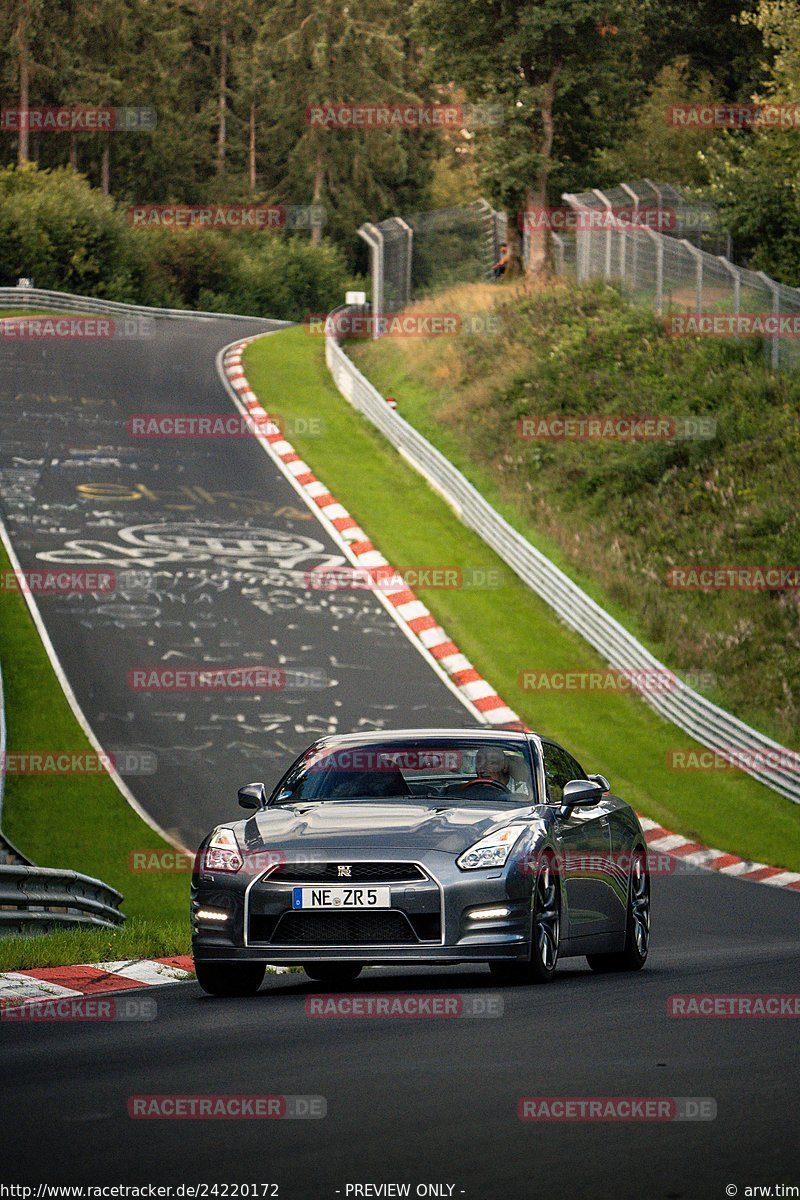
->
(643, 177), (664, 234)
(643, 227), (664, 315)
(395, 217), (414, 308)
(592, 188), (615, 280)
(680, 239), (704, 312)
(357, 223), (384, 340)
(717, 257), (741, 328)
(757, 271), (781, 369)
(563, 194), (588, 282)
(620, 182), (641, 288)
(552, 232), (565, 276)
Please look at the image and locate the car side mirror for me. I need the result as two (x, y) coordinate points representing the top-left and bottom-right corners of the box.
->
(589, 773), (610, 793)
(238, 782), (268, 811)
(558, 778), (604, 817)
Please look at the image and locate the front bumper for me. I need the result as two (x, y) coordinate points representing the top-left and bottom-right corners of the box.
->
(192, 850), (533, 965)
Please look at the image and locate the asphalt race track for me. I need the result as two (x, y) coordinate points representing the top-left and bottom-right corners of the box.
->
(0, 315), (468, 847)
(1, 315), (798, 1199)
(2, 868), (799, 1197)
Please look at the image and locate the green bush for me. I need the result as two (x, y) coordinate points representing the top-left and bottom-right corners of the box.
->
(0, 164), (356, 319)
(130, 224), (242, 309)
(0, 164), (135, 297)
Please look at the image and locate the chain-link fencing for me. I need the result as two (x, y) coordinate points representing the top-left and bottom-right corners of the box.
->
(358, 181), (800, 371)
(561, 180), (800, 372)
(358, 200), (503, 333)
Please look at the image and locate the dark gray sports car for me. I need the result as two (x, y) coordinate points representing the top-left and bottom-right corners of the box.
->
(192, 728), (651, 995)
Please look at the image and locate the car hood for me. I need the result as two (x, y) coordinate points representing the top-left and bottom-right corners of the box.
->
(238, 799), (538, 856)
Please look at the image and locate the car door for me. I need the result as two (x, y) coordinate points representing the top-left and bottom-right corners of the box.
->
(542, 742), (616, 938)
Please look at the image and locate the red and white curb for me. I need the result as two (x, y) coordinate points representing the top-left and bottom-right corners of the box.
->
(0, 956), (194, 1011)
(221, 338), (518, 727)
(638, 817), (800, 890)
(218, 337), (800, 895)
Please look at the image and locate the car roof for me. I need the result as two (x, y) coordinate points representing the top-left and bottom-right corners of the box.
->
(314, 727), (535, 746)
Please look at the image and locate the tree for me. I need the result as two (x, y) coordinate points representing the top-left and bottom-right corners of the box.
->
(265, 0), (436, 245)
(594, 58), (719, 187)
(0, 0), (62, 165)
(412, 0), (641, 273)
(228, 0), (275, 191)
(633, 0), (765, 99)
(703, 0), (800, 283)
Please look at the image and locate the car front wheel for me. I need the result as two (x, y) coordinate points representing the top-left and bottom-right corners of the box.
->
(489, 852), (560, 985)
(195, 960), (266, 996)
(587, 846), (650, 973)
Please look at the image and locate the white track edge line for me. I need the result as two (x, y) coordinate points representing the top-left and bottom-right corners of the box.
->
(0, 513), (183, 851)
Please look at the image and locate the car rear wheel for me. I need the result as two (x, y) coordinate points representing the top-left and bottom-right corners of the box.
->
(303, 964), (363, 985)
(195, 960), (266, 997)
(489, 852), (560, 985)
(587, 847), (650, 973)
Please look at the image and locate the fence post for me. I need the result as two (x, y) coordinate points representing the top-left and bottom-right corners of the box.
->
(680, 239), (704, 312)
(620, 182), (641, 290)
(563, 194), (588, 282)
(592, 189), (614, 280)
(394, 217), (414, 308)
(757, 271), (781, 369)
(643, 177), (664, 234)
(643, 227), (664, 315)
(552, 232), (565, 276)
(717, 257), (741, 330)
(357, 223), (384, 340)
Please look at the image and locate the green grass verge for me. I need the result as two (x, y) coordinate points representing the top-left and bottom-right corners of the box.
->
(0, 918), (191, 973)
(243, 327), (800, 871)
(0, 538), (190, 965)
(350, 282), (800, 748)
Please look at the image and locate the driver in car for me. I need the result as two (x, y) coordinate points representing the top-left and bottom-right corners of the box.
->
(448, 745), (511, 792)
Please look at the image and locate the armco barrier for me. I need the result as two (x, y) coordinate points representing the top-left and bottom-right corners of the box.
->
(0, 865), (125, 934)
(0, 661), (125, 930)
(324, 311), (799, 805)
(0, 285), (288, 325)
(0, 663), (31, 867)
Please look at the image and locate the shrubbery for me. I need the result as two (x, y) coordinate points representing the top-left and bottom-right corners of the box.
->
(0, 165), (357, 320)
(0, 165), (135, 298)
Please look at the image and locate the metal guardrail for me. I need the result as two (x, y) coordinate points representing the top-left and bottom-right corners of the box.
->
(324, 315), (800, 806)
(0, 661), (126, 931)
(0, 664), (31, 867)
(0, 285), (286, 324)
(0, 866), (125, 935)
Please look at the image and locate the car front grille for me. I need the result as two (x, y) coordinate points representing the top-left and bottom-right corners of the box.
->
(267, 861), (426, 884)
(269, 910), (418, 945)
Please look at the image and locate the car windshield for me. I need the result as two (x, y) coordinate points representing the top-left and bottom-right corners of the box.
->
(271, 738), (536, 804)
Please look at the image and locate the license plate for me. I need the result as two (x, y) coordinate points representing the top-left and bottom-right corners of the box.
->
(292, 886), (391, 910)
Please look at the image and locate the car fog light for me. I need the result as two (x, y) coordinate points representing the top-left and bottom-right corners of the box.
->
(195, 908), (230, 921)
(469, 905), (511, 920)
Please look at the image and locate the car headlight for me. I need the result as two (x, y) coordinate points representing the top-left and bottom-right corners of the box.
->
(202, 827), (243, 874)
(457, 824), (526, 870)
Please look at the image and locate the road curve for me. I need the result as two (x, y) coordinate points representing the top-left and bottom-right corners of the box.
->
(0, 315), (798, 1198)
(0, 315), (468, 848)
